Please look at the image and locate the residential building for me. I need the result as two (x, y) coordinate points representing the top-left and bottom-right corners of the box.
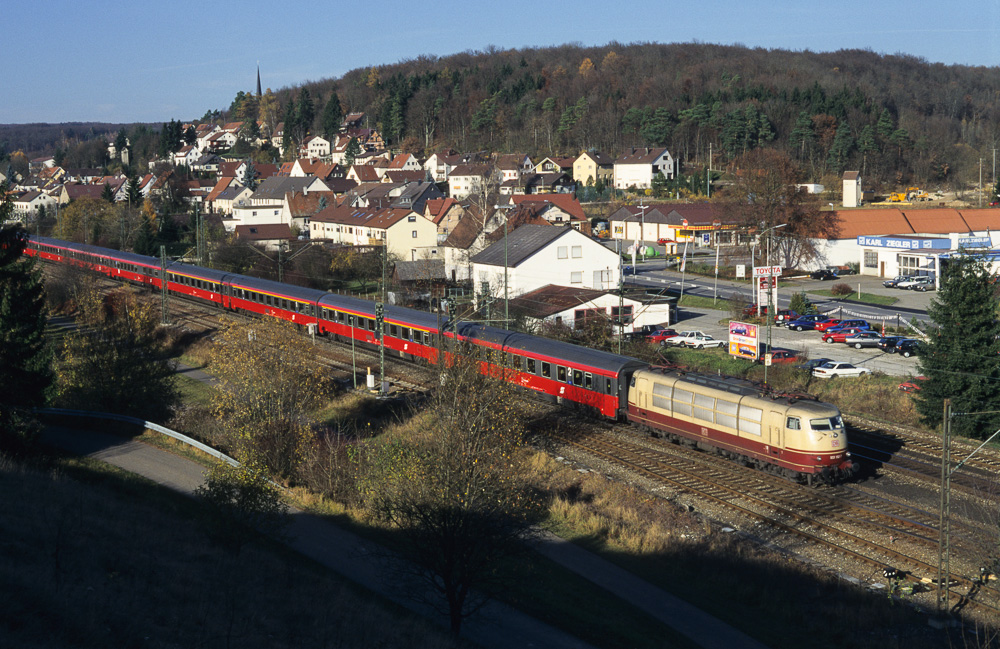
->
(508, 285), (671, 331)
(309, 205), (437, 260)
(613, 147), (675, 189)
(573, 151), (614, 186)
(470, 224), (620, 300)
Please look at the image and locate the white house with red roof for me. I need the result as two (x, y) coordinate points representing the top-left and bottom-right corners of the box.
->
(310, 205), (438, 260)
(301, 135), (331, 159)
(172, 146), (200, 167)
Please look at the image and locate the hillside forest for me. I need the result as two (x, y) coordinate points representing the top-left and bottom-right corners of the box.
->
(6, 42), (1000, 193)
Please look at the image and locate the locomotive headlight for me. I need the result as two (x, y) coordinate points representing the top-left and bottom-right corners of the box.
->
(816, 456), (823, 462)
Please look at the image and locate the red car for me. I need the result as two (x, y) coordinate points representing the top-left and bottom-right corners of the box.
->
(821, 327), (868, 343)
(898, 376), (927, 392)
(764, 350), (800, 364)
(646, 328), (679, 343)
(813, 318), (844, 333)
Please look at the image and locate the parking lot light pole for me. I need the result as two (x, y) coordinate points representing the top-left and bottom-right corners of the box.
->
(713, 220), (722, 306)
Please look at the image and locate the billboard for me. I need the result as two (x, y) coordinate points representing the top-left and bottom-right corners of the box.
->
(729, 321), (759, 360)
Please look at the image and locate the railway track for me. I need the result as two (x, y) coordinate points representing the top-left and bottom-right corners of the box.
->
(545, 418), (1000, 617)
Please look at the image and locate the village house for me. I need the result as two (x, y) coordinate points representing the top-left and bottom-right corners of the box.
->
(613, 147), (675, 190)
(573, 151), (614, 186)
(470, 224), (620, 301)
(309, 205), (437, 260)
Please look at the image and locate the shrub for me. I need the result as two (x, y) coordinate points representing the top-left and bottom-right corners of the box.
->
(831, 283), (853, 296)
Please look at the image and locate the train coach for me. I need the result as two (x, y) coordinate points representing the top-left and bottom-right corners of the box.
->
(628, 366), (855, 483)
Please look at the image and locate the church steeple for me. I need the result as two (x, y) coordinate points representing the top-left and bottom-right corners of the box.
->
(256, 63), (262, 98)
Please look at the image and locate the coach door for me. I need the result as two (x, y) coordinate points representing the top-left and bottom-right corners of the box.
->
(769, 410), (783, 455)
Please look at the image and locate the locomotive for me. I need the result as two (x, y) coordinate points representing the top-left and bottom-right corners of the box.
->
(25, 235), (855, 483)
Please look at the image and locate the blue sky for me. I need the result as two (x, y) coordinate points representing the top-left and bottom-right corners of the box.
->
(6, 0), (1000, 124)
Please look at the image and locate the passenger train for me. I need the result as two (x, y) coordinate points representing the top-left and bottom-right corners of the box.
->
(24, 235), (856, 483)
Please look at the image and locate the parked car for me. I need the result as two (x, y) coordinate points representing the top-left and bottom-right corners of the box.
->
(883, 275), (914, 288)
(821, 327), (869, 344)
(878, 336), (907, 353)
(912, 278), (936, 292)
(897, 276), (933, 290)
(741, 304), (769, 318)
(773, 309), (800, 326)
(824, 319), (871, 333)
(811, 269), (838, 280)
(796, 357), (834, 371)
(899, 376), (928, 392)
(763, 349), (801, 364)
(896, 339), (923, 357)
(646, 328), (679, 344)
(786, 315), (829, 331)
(813, 318), (845, 332)
(812, 362), (872, 378)
(844, 331), (883, 348)
(665, 331), (726, 349)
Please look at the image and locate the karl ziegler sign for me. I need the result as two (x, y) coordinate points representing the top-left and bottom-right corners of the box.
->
(856, 235), (950, 250)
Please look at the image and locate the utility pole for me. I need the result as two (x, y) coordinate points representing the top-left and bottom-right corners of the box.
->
(378, 243), (387, 396)
(159, 245), (169, 325)
(937, 398), (952, 620)
(707, 143), (712, 198)
(713, 221), (721, 306)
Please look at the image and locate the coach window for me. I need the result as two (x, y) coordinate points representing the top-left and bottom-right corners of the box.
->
(573, 369), (583, 386)
(389, 324), (398, 337)
(558, 366), (567, 383)
(606, 378), (613, 394)
(401, 327), (411, 340)
(786, 416), (801, 430)
(584, 373), (593, 389)
(512, 355), (521, 370)
(541, 362), (550, 378)
(366, 318), (375, 332)
(527, 358), (536, 374)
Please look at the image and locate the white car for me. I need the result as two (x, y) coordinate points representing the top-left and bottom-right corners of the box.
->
(812, 362), (872, 378)
(665, 331), (726, 349)
(896, 276), (934, 290)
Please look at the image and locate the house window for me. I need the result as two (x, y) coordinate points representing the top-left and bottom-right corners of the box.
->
(408, 215), (416, 222)
(412, 230), (418, 238)
(570, 271), (583, 283)
(557, 246), (568, 259)
(864, 250), (878, 268)
(611, 305), (634, 324)
(571, 246), (582, 258)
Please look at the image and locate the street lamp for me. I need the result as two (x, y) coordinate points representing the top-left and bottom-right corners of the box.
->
(761, 223), (787, 385)
(712, 220), (722, 306)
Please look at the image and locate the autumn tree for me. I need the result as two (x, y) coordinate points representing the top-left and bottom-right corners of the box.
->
(361, 350), (543, 634)
(722, 148), (838, 268)
(209, 317), (331, 479)
(55, 284), (177, 421)
(257, 88), (280, 137)
(0, 222), (52, 453)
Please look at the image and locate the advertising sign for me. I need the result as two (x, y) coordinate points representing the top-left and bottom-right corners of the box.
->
(729, 321), (759, 360)
(756, 276), (778, 308)
(736, 264), (746, 279)
(753, 265), (783, 276)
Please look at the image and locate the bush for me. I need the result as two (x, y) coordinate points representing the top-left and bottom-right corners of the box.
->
(831, 283), (853, 296)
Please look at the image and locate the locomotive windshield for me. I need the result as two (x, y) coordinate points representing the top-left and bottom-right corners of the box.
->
(809, 415), (844, 431)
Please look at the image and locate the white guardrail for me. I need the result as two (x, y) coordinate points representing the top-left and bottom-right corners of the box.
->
(37, 408), (239, 468)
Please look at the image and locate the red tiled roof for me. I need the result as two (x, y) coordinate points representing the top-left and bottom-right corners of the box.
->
(831, 209), (912, 239)
(510, 194), (586, 221)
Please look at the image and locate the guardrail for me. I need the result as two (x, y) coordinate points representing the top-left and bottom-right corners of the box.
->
(36, 408), (239, 468)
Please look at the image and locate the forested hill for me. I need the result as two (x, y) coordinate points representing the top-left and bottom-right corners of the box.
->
(292, 42), (1000, 189)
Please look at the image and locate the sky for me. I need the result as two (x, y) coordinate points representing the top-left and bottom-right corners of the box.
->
(6, 0), (1000, 125)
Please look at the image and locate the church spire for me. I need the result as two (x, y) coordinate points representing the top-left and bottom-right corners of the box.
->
(256, 63), (262, 98)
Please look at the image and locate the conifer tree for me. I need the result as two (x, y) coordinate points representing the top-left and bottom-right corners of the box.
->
(321, 92), (343, 139)
(0, 220), (52, 452)
(915, 253), (1000, 439)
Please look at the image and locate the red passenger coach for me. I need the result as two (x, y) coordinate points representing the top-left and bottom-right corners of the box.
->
(451, 323), (646, 419)
(226, 274), (321, 327)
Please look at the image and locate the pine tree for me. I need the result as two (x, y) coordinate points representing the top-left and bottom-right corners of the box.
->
(321, 92), (343, 139)
(344, 138), (361, 168)
(101, 182), (115, 203)
(788, 111), (816, 160)
(915, 253), (1000, 439)
(297, 88), (315, 139)
(0, 221), (53, 452)
(826, 124), (854, 172)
